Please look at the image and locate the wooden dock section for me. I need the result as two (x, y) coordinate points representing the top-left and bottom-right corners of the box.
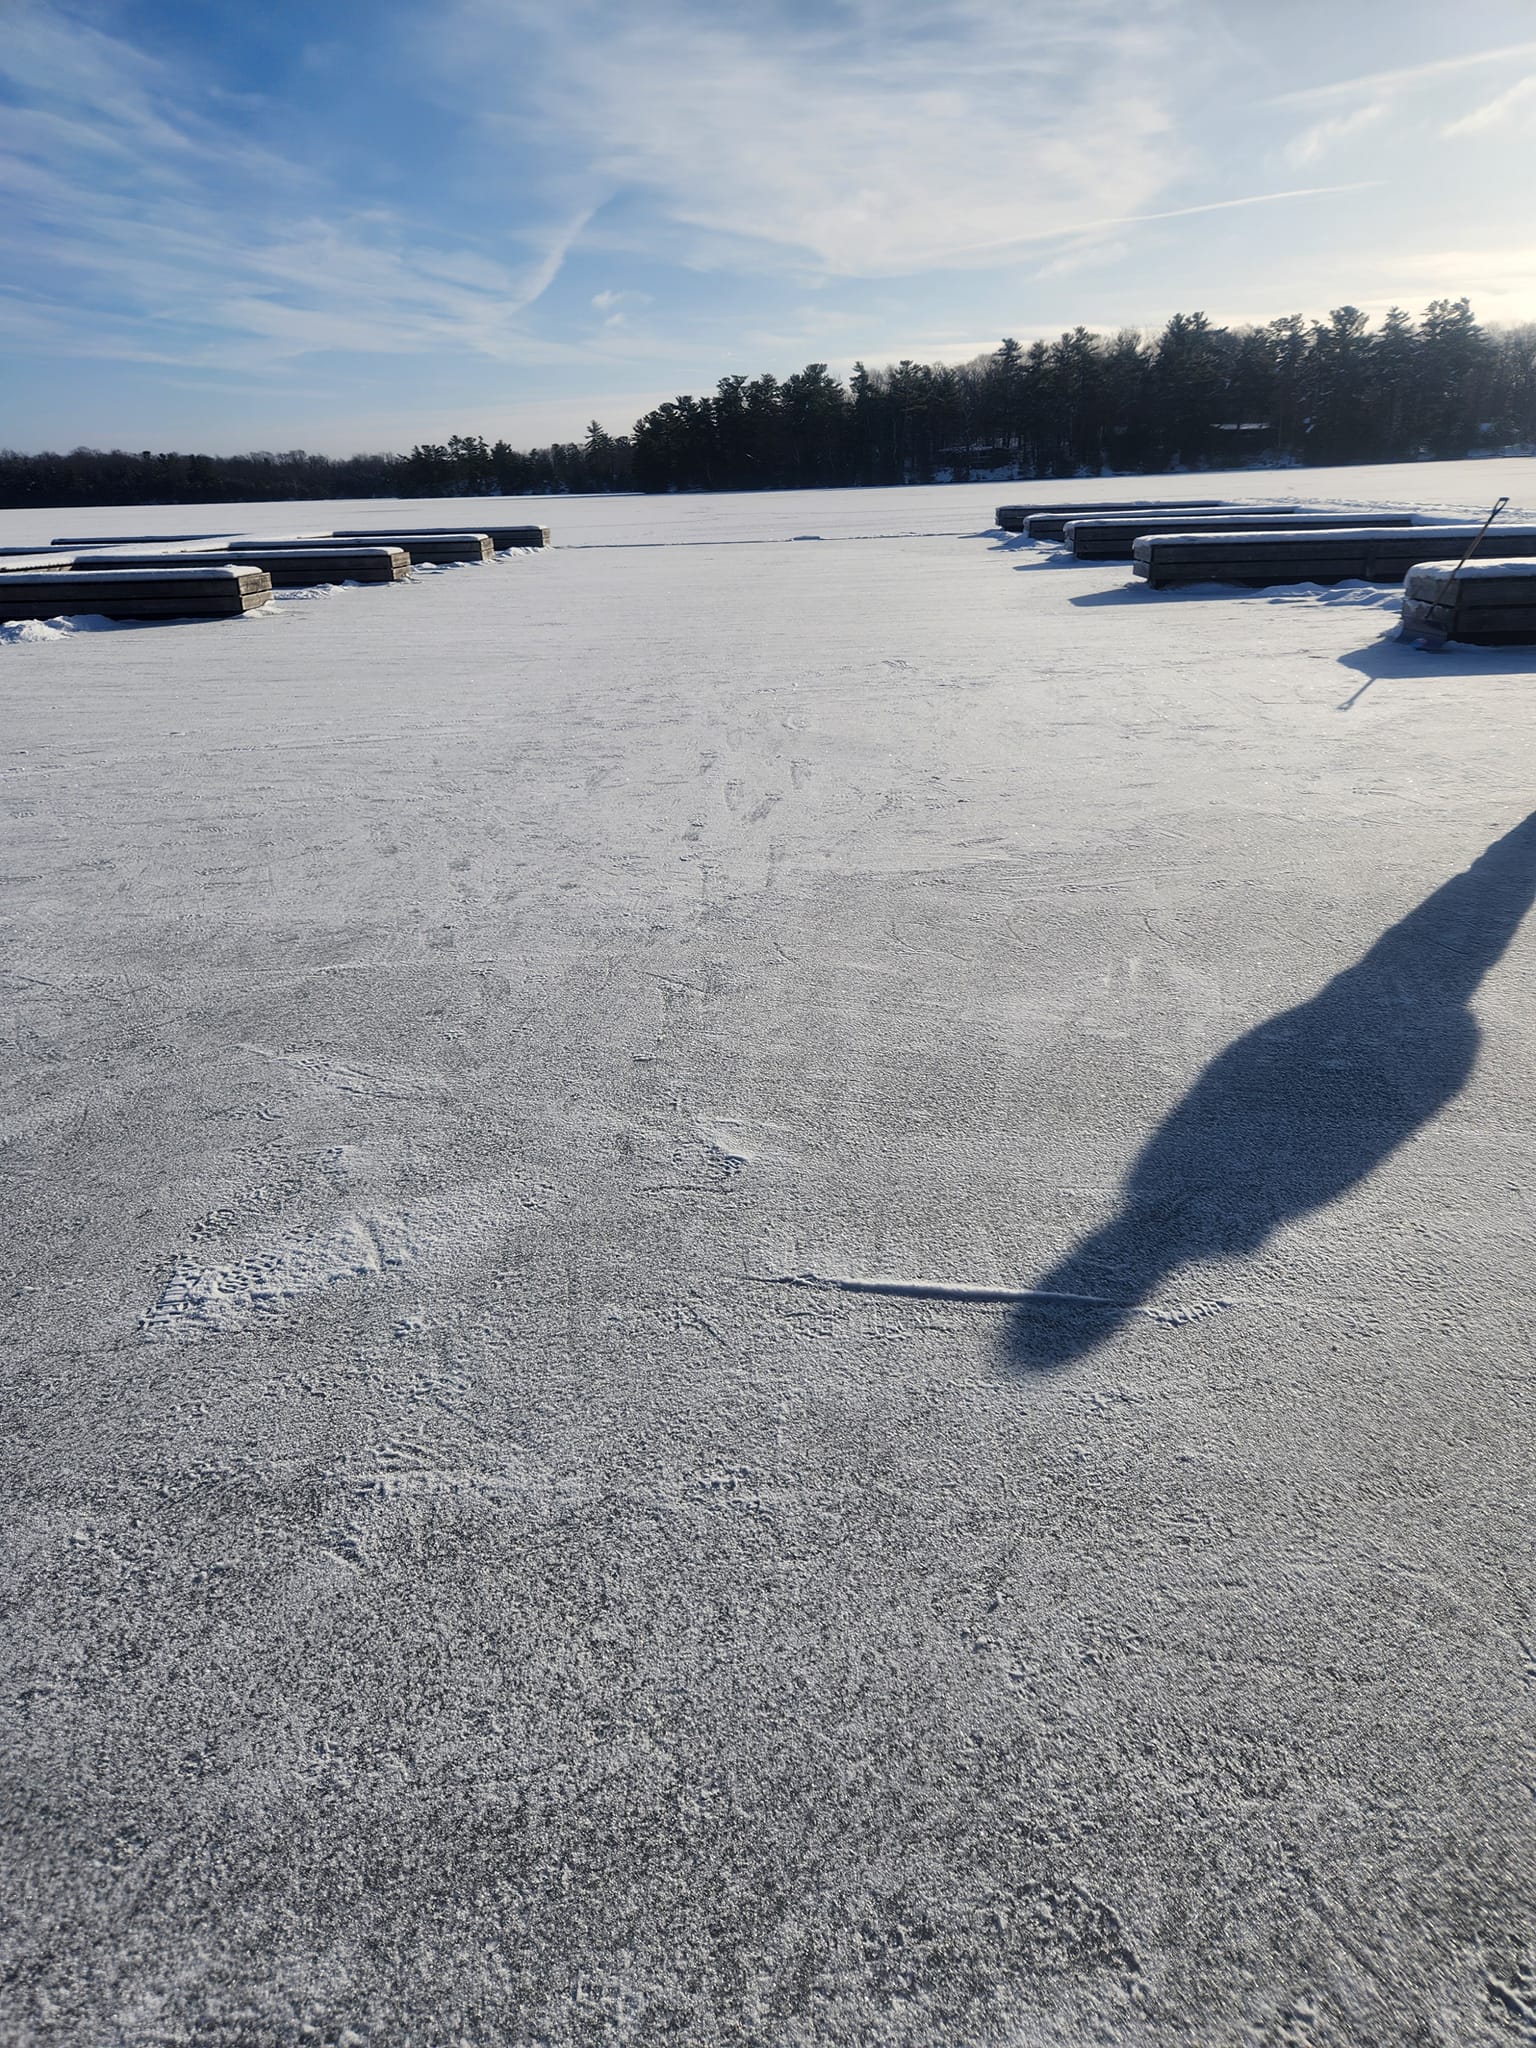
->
(1132, 525), (1536, 589)
(0, 566), (271, 620)
(334, 524), (550, 550)
(89, 546), (410, 586)
(217, 532), (493, 565)
(49, 531), (238, 547)
(1023, 505), (1248, 541)
(1401, 560), (1536, 644)
(1068, 511), (1416, 561)
(996, 498), (1223, 534)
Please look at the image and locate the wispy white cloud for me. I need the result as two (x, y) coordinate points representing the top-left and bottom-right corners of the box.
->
(431, 0), (1209, 279)
(1267, 39), (1536, 108)
(1283, 100), (1387, 168)
(0, 0), (591, 369)
(590, 286), (654, 331)
(1269, 31), (1536, 192)
(951, 182), (1383, 259)
(1441, 74), (1536, 138)
(1034, 239), (1132, 282)
(1377, 242), (1536, 306)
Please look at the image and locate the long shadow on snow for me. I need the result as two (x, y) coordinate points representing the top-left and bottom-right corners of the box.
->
(1003, 813), (1536, 1370)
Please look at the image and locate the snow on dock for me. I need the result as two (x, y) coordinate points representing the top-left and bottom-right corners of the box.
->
(1023, 503), (1240, 539)
(0, 548), (84, 570)
(49, 529), (240, 545)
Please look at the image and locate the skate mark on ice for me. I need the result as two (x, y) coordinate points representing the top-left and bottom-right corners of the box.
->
(240, 1044), (438, 1099)
(759, 1271), (1236, 1327)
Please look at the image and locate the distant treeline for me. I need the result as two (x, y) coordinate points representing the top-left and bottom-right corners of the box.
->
(0, 436), (624, 510)
(629, 301), (1536, 490)
(4, 298), (1533, 508)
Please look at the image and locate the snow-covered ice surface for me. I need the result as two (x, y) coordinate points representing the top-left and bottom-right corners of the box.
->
(3, 461), (1536, 2046)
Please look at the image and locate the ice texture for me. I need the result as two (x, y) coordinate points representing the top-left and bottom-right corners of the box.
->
(3, 459), (1536, 2048)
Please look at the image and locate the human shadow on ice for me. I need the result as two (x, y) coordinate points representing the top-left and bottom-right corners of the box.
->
(1003, 812), (1536, 1370)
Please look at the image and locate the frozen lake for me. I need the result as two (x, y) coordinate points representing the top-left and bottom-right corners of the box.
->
(4, 463), (1536, 2045)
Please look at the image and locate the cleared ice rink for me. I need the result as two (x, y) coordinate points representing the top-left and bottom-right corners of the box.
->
(4, 462), (1536, 2045)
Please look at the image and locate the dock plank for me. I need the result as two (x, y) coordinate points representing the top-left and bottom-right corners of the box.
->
(209, 532), (493, 565)
(1069, 511), (1416, 560)
(49, 531), (239, 546)
(996, 498), (1224, 534)
(0, 567), (271, 620)
(86, 547), (410, 586)
(334, 524), (550, 550)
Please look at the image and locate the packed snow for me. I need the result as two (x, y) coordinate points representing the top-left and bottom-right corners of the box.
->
(3, 459), (1535, 2047)
(0, 611), (119, 644)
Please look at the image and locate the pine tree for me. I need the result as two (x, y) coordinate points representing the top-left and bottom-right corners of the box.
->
(1368, 307), (1419, 454)
(1305, 307), (1374, 463)
(1153, 312), (1229, 469)
(1417, 298), (1489, 455)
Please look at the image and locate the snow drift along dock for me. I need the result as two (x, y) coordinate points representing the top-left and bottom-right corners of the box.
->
(0, 566), (272, 620)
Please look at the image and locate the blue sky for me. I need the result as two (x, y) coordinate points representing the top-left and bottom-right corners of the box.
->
(4, 0), (1536, 455)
